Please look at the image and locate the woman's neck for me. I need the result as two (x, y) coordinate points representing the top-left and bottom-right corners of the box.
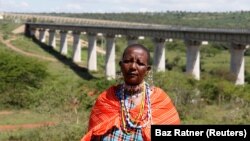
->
(124, 81), (144, 95)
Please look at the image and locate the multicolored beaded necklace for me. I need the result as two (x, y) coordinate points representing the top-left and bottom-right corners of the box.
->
(116, 81), (152, 133)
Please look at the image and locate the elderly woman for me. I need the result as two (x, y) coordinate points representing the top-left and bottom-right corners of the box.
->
(81, 44), (180, 141)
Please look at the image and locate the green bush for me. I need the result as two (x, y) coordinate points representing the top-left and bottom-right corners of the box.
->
(209, 68), (235, 82)
(79, 93), (97, 111)
(201, 45), (222, 57)
(245, 49), (250, 56)
(245, 71), (250, 84)
(211, 42), (229, 50)
(0, 49), (48, 108)
(94, 78), (116, 92)
(166, 40), (186, 52)
(165, 56), (182, 70)
(3, 34), (9, 40)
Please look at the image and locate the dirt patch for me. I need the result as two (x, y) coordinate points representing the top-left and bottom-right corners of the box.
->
(0, 122), (56, 131)
(0, 35), (57, 62)
(0, 110), (56, 131)
(12, 24), (25, 34)
(0, 111), (13, 115)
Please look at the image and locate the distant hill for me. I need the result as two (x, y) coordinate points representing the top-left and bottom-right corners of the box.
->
(38, 11), (250, 29)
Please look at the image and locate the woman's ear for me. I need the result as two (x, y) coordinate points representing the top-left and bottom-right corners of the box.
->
(147, 66), (151, 71)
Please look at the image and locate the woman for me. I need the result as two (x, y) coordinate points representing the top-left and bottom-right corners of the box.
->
(81, 44), (180, 141)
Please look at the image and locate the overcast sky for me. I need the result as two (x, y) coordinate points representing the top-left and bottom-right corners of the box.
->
(0, 0), (249, 13)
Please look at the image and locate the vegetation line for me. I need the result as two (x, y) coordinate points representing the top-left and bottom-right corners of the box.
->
(0, 35), (57, 62)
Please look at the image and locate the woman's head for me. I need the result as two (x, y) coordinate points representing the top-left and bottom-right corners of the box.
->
(119, 44), (151, 85)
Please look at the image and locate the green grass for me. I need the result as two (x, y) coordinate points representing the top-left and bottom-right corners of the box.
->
(0, 22), (21, 34)
(10, 36), (55, 58)
(181, 104), (250, 124)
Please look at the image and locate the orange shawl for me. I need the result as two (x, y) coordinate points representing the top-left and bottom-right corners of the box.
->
(81, 86), (180, 141)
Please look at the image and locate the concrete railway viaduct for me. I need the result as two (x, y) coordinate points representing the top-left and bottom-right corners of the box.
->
(2, 13), (250, 85)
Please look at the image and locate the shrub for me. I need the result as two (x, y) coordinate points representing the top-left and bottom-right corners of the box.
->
(245, 71), (250, 84)
(209, 68), (235, 82)
(0, 49), (48, 108)
(245, 49), (250, 56)
(201, 45), (222, 57)
(166, 40), (186, 52)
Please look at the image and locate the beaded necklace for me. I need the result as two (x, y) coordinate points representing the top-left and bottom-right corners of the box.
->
(117, 81), (152, 133)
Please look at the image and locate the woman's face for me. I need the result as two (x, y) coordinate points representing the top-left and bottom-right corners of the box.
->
(120, 47), (150, 85)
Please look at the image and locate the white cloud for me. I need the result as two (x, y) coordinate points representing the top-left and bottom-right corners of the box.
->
(0, 0), (30, 12)
(20, 1), (29, 8)
(65, 4), (82, 10)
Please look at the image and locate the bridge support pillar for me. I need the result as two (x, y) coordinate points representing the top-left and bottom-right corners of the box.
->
(185, 40), (201, 80)
(60, 30), (68, 55)
(87, 33), (97, 71)
(153, 38), (166, 72)
(72, 31), (82, 63)
(38, 29), (46, 43)
(48, 30), (56, 49)
(230, 43), (247, 85)
(29, 28), (36, 37)
(127, 35), (138, 45)
(105, 34), (116, 80)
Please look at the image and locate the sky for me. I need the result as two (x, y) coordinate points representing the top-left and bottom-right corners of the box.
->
(0, 0), (249, 13)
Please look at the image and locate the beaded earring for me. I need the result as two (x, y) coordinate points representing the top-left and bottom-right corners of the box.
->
(145, 70), (154, 89)
(116, 71), (124, 85)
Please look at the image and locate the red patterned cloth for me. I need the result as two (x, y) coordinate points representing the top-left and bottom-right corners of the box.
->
(81, 85), (180, 141)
